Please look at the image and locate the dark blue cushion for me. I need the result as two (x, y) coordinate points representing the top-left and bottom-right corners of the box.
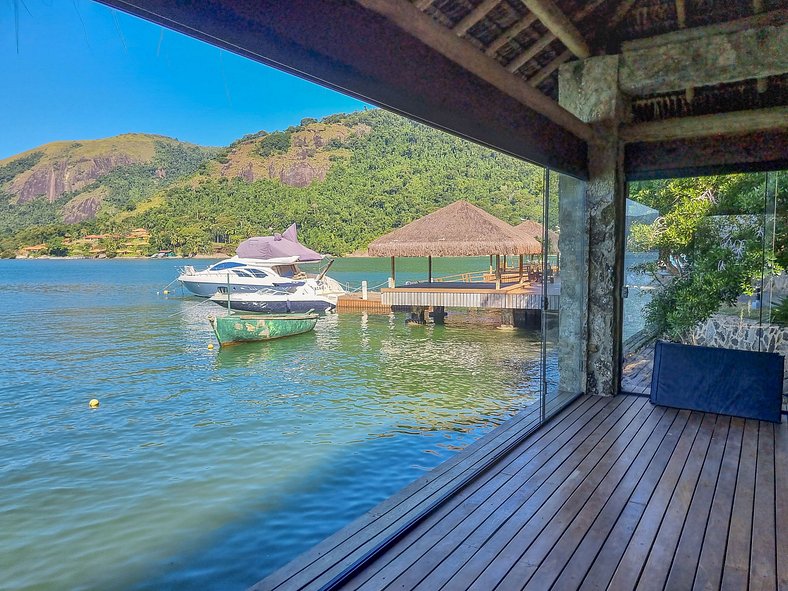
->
(650, 341), (783, 423)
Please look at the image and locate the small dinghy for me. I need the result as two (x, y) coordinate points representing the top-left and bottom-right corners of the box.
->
(208, 313), (318, 346)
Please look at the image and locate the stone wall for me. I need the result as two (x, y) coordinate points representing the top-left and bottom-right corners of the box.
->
(683, 314), (788, 395)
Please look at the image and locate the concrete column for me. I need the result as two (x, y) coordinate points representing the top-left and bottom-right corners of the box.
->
(559, 55), (627, 396)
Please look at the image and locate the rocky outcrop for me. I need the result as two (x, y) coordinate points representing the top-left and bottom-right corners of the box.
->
(62, 190), (106, 223)
(11, 154), (135, 203)
(278, 160), (327, 187)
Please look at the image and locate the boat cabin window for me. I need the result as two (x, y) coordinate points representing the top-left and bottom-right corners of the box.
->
(231, 269), (253, 277)
(245, 269), (271, 278)
(211, 261), (245, 271)
(273, 265), (299, 277)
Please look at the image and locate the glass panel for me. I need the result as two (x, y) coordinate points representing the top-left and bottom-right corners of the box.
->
(544, 170), (587, 417)
(620, 171), (787, 408)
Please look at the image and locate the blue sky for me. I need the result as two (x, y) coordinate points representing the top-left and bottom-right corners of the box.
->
(0, 0), (370, 159)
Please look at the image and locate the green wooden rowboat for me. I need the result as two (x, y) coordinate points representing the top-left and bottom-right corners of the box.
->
(208, 313), (318, 346)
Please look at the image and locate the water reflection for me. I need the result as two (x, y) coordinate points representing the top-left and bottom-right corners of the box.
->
(0, 259), (545, 591)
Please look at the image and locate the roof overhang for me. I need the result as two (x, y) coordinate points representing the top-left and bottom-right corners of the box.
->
(97, 0), (589, 179)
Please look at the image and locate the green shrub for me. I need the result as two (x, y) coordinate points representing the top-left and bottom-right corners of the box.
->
(255, 131), (292, 157)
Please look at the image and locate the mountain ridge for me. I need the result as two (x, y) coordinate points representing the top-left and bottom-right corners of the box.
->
(1, 109), (551, 257)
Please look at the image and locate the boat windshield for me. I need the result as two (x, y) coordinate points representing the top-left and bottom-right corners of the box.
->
(273, 264), (300, 277)
(211, 261), (245, 271)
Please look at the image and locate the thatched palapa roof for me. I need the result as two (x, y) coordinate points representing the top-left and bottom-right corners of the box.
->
(514, 220), (560, 254)
(368, 200), (541, 257)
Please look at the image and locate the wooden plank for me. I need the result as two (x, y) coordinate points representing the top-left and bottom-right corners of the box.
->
(749, 422), (777, 591)
(720, 419), (759, 590)
(529, 49), (572, 87)
(663, 415), (731, 589)
(692, 418), (745, 591)
(619, 107), (788, 143)
(254, 396), (597, 590)
(585, 413), (718, 591)
(347, 396), (641, 590)
(557, 410), (693, 591)
(441, 398), (652, 590)
(606, 411), (706, 590)
(514, 406), (677, 590)
(507, 32), (556, 73)
(521, 0), (590, 58)
(354, 0), (596, 143)
(452, 0), (500, 36)
(776, 421), (788, 590)
(484, 14), (539, 56)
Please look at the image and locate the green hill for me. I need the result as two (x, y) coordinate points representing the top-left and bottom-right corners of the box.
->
(1, 110), (551, 257)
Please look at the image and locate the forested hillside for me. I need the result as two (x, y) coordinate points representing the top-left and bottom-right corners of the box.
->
(1, 109), (550, 257)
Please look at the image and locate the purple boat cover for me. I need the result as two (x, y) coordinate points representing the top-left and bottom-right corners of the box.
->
(236, 224), (323, 261)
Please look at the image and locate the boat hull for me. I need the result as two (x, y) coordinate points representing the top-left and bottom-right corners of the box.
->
(209, 313), (318, 345)
(210, 294), (337, 314)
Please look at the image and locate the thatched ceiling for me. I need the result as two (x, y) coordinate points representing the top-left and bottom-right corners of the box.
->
(367, 200), (542, 256)
(412, 0), (787, 122)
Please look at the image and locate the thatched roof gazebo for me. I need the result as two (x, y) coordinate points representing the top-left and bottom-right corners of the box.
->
(368, 200), (540, 287)
(514, 220), (560, 254)
(368, 200), (540, 257)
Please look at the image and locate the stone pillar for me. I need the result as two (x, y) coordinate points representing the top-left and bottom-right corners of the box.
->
(499, 308), (516, 330)
(559, 55), (627, 396)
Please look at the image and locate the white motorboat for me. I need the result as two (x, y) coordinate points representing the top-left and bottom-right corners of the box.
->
(179, 256), (307, 296)
(177, 224), (345, 300)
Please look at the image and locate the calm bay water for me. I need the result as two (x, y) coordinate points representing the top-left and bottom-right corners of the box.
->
(0, 257), (542, 590)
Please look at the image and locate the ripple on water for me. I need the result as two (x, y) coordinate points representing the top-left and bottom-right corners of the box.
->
(0, 259), (549, 591)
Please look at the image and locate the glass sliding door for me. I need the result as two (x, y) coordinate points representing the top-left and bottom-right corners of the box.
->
(541, 169), (587, 418)
(620, 170), (786, 410)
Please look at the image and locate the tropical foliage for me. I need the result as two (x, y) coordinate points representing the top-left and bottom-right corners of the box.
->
(628, 173), (783, 339)
(1, 109), (554, 257)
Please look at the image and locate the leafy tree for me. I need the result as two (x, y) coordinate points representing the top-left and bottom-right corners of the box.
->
(629, 174), (780, 339)
(255, 131), (292, 157)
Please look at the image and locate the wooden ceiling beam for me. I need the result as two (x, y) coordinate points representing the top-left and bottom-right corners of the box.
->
(507, 32), (556, 72)
(453, 0), (500, 36)
(520, 0), (591, 58)
(619, 106), (788, 143)
(355, 0), (595, 142)
(529, 49), (571, 86)
(626, 129), (788, 180)
(507, 0), (606, 73)
(485, 14), (539, 56)
(620, 21), (788, 95)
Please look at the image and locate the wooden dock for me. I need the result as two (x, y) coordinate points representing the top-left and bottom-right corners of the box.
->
(252, 394), (786, 591)
(336, 292), (392, 314)
(381, 280), (560, 310)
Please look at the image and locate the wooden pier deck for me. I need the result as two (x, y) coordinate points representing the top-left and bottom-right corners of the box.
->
(336, 292), (392, 314)
(381, 281), (560, 310)
(252, 395), (786, 591)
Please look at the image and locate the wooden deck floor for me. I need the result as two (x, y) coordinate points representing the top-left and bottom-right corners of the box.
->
(253, 395), (786, 591)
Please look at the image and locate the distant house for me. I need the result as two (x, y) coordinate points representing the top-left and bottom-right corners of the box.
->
(18, 244), (47, 257)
